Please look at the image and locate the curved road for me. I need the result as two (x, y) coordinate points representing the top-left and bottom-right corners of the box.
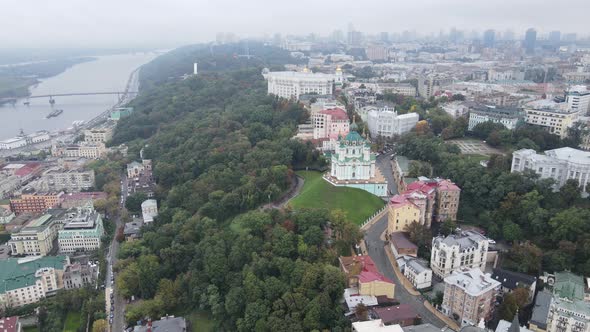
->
(364, 214), (445, 327)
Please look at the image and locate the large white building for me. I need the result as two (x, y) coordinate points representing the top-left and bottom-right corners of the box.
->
(367, 106), (419, 138)
(468, 105), (524, 131)
(544, 272), (590, 332)
(565, 85), (590, 115)
(141, 199), (158, 223)
(431, 231), (489, 278)
(511, 147), (590, 191)
(262, 67), (343, 100)
(324, 122), (388, 197)
(524, 100), (580, 139)
(0, 256), (67, 308)
(58, 207), (104, 253)
(8, 213), (62, 257)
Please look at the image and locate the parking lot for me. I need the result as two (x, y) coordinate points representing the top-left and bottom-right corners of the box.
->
(446, 139), (505, 156)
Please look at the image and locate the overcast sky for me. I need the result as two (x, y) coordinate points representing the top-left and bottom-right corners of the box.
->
(2, 0), (589, 48)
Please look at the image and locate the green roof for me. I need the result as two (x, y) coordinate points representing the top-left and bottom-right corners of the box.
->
(554, 271), (585, 301)
(0, 256), (67, 294)
(395, 156), (411, 173)
(28, 214), (53, 228)
(344, 131), (364, 142)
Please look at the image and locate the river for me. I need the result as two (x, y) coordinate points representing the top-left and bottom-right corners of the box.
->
(0, 52), (158, 140)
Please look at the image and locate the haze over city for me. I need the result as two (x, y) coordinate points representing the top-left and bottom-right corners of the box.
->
(2, 0), (590, 48)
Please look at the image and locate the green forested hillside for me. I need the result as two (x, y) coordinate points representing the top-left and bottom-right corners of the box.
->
(111, 44), (355, 331)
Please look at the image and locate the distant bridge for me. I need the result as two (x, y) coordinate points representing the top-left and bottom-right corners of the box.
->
(26, 91), (138, 99)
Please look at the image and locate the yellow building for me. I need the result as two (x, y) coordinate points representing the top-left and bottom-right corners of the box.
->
(8, 214), (62, 256)
(388, 195), (421, 234)
(339, 255), (395, 299)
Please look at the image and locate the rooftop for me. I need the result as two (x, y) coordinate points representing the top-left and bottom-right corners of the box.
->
(553, 271), (585, 301)
(61, 208), (100, 230)
(433, 230), (488, 251)
(530, 291), (552, 330)
(352, 320), (403, 332)
(491, 268), (537, 290)
(444, 268), (501, 296)
(390, 232), (418, 250)
(0, 256), (67, 294)
(133, 316), (187, 332)
(374, 304), (419, 324)
(0, 316), (19, 332)
(318, 107), (349, 120)
(339, 255), (394, 284)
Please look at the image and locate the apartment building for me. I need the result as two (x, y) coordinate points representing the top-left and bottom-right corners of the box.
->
(397, 256), (432, 290)
(545, 272), (590, 332)
(0, 256), (67, 308)
(431, 231), (489, 278)
(10, 192), (63, 215)
(511, 147), (590, 191)
(405, 178), (461, 225)
(84, 127), (113, 143)
(42, 169), (95, 192)
(565, 85), (590, 115)
(388, 193), (426, 234)
(441, 269), (501, 327)
(468, 105), (524, 131)
(311, 107), (350, 140)
(52, 142), (107, 159)
(418, 74), (454, 99)
(58, 207), (104, 253)
(524, 100), (579, 139)
(367, 106), (419, 138)
(8, 211), (64, 256)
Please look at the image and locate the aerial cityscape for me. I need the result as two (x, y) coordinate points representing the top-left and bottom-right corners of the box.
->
(1, 1), (590, 332)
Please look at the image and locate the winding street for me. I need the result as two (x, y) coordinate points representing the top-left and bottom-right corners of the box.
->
(364, 214), (446, 327)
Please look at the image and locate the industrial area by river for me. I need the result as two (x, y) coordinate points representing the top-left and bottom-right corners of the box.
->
(0, 52), (158, 143)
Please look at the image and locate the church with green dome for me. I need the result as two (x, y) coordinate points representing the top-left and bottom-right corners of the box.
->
(324, 118), (388, 197)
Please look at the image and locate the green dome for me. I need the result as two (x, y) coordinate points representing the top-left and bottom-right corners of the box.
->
(350, 121), (359, 132)
(344, 130), (364, 142)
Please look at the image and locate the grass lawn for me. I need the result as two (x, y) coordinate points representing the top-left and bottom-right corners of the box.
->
(289, 171), (385, 224)
(187, 311), (215, 332)
(23, 327), (38, 332)
(63, 311), (81, 332)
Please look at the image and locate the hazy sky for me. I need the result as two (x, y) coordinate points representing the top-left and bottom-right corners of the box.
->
(2, 0), (589, 48)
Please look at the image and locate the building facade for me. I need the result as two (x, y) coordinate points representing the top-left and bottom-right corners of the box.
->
(565, 85), (590, 115)
(442, 269), (501, 327)
(388, 194), (424, 234)
(311, 107), (350, 140)
(63, 262), (98, 290)
(58, 207), (104, 253)
(84, 127), (113, 143)
(524, 100), (579, 139)
(339, 255), (396, 299)
(511, 147), (590, 191)
(10, 192), (63, 215)
(403, 258), (432, 290)
(325, 122), (387, 197)
(418, 75), (454, 99)
(545, 272), (590, 332)
(8, 213), (62, 256)
(262, 68), (343, 100)
(367, 106), (419, 138)
(468, 105), (524, 131)
(0, 256), (67, 308)
(141, 199), (158, 223)
(431, 231), (489, 278)
(43, 169), (95, 192)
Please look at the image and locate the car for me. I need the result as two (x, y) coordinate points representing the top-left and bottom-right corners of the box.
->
(488, 239), (496, 244)
(110, 313), (114, 319)
(110, 293), (114, 299)
(109, 318), (113, 325)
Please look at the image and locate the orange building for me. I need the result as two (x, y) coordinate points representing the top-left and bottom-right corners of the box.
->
(10, 192), (63, 215)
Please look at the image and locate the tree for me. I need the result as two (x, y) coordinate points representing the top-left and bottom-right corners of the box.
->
(512, 287), (530, 308)
(440, 219), (457, 236)
(504, 242), (543, 275)
(125, 192), (148, 213)
(355, 303), (369, 321)
(498, 293), (518, 321)
(92, 319), (108, 332)
(549, 208), (590, 242)
(559, 179), (581, 207)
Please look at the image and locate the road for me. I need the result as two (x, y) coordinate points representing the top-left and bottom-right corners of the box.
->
(376, 153), (398, 196)
(364, 214), (445, 328)
(105, 174), (129, 332)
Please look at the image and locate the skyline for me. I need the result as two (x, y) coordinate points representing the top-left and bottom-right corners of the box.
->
(2, 0), (590, 48)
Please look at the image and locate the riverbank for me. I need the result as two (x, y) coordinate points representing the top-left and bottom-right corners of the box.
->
(0, 57), (96, 103)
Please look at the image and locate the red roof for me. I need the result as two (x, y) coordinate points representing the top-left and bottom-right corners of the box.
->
(374, 304), (419, 324)
(319, 107), (349, 121)
(0, 316), (19, 332)
(436, 179), (460, 191)
(62, 192), (108, 201)
(14, 162), (41, 177)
